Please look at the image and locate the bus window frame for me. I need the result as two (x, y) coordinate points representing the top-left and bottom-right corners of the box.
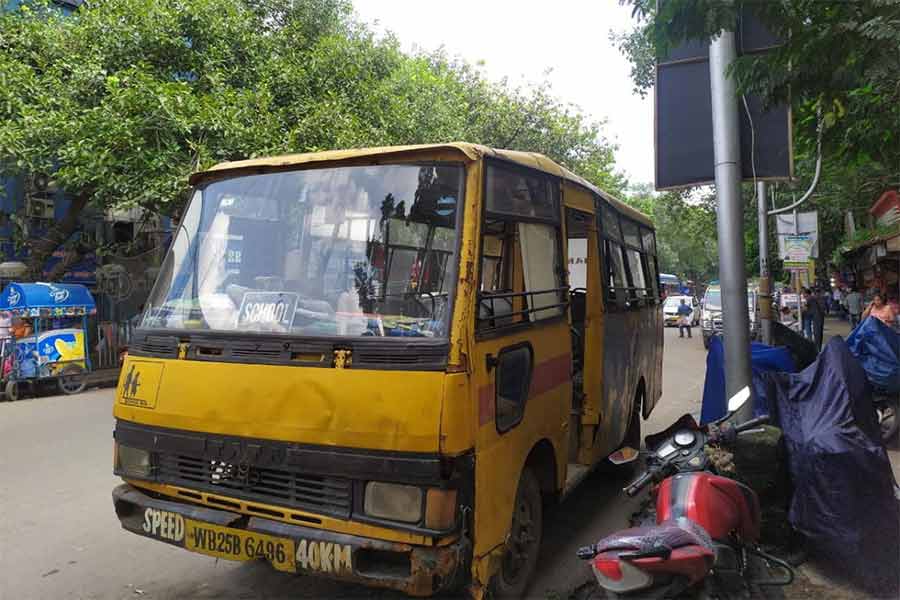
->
(599, 201), (659, 310)
(475, 158), (569, 340)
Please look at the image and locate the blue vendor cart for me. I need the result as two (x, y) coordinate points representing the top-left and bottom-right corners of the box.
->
(0, 282), (96, 400)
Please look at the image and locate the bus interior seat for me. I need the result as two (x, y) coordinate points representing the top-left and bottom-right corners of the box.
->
(479, 293), (515, 328)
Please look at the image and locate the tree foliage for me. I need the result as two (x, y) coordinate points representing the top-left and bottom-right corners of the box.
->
(0, 0), (624, 278)
(623, 185), (719, 282)
(615, 0), (900, 280)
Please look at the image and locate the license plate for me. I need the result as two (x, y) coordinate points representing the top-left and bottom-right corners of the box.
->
(184, 519), (296, 573)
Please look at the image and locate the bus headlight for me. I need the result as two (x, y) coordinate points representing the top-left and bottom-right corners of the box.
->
(114, 443), (153, 478)
(364, 482), (422, 523)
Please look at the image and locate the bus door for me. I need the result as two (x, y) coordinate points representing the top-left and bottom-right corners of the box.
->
(469, 163), (570, 586)
(564, 203), (605, 465)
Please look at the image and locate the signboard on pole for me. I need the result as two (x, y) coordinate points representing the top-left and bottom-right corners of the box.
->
(783, 234), (813, 263)
(655, 5), (793, 190)
(776, 211), (819, 259)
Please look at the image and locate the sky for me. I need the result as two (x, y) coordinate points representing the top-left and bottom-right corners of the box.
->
(351, 0), (654, 186)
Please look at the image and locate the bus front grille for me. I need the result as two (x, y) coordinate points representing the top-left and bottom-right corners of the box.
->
(156, 453), (352, 518)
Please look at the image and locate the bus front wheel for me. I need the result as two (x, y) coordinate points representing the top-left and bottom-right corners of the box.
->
(492, 468), (543, 598)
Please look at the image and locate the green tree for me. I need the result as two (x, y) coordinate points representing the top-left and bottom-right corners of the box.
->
(0, 0), (624, 280)
(614, 0), (900, 280)
(623, 185), (719, 282)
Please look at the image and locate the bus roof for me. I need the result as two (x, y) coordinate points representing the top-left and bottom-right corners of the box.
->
(189, 142), (653, 228)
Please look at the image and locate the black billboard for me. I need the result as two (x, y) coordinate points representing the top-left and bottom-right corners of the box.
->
(654, 8), (793, 190)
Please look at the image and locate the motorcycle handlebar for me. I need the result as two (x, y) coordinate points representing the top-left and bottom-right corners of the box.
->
(624, 468), (656, 497)
(734, 414), (770, 433)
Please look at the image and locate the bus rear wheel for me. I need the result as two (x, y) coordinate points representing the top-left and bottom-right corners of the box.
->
(492, 468), (542, 598)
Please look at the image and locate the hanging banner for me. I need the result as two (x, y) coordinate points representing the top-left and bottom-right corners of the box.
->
(776, 211), (819, 259)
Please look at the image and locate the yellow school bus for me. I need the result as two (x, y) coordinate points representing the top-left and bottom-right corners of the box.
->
(111, 143), (662, 597)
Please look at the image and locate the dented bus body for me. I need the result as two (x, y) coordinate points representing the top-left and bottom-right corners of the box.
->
(111, 143), (662, 597)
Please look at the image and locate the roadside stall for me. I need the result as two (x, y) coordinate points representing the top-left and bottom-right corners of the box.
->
(0, 282), (96, 400)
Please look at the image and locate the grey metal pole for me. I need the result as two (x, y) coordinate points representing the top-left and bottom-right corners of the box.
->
(757, 181), (772, 345)
(709, 29), (754, 421)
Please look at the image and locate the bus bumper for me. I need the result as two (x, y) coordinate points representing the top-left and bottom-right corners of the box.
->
(112, 483), (463, 597)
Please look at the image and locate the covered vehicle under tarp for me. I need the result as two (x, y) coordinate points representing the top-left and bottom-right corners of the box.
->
(846, 316), (900, 393)
(764, 338), (899, 594)
(700, 336), (795, 424)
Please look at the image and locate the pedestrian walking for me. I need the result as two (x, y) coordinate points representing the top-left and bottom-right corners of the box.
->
(832, 287), (843, 317)
(677, 298), (693, 338)
(845, 287), (863, 328)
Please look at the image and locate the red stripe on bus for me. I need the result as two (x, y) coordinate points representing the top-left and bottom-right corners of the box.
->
(478, 383), (495, 426)
(530, 353), (572, 397)
(477, 353), (571, 427)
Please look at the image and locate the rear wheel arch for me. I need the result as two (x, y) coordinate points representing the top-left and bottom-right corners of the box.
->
(524, 438), (559, 502)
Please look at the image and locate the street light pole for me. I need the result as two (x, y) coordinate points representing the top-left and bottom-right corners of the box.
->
(757, 181), (772, 345)
(709, 28), (754, 421)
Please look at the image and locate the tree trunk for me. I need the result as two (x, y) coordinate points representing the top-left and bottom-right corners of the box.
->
(25, 193), (90, 281)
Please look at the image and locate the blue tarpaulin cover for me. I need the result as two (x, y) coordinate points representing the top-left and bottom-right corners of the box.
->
(764, 338), (899, 592)
(700, 336), (795, 424)
(845, 316), (900, 393)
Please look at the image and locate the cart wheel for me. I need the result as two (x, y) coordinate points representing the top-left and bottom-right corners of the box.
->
(58, 365), (86, 395)
(5, 380), (19, 402)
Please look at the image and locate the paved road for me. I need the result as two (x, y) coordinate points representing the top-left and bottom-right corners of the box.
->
(0, 327), (708, 600)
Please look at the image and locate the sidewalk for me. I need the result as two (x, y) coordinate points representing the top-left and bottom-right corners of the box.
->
(822, 314), (853, 344)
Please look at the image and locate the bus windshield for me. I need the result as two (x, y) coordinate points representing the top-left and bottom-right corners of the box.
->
(143, 164), (463, 338)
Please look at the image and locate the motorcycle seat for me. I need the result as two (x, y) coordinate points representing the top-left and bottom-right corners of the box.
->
(594, 517), (715, 558)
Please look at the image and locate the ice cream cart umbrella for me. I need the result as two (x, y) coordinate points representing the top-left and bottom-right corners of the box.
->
(0, 282), (96, 400)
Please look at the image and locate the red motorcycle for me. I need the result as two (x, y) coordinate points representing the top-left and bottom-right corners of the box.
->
(577, 405), (794, 598)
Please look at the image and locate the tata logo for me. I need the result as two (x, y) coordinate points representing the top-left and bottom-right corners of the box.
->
(7, 288), (20, 306)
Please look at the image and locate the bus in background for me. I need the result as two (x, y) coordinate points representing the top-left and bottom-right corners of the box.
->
(110, 143), (663, 598)
(659, 273), (681, 298)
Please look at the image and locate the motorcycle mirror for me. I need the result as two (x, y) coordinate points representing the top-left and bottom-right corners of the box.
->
(608, 446), (640, 465)
(727, 385), (751, 414)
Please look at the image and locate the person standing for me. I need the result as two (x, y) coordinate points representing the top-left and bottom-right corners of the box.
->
(845, 287), (863, 328)
(832, 287), (843, 317)
(862, 292), (899, 327)
(802, 288), (824, 349)
(813, 289), (826, 350)
(801, 288), (814, 340)
(677, 298), (694, 338)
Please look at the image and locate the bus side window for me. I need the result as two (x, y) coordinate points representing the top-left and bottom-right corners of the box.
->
(477, 164), (565, 332)
(603, 239), (628, 310)
(640, 226), (660, 302)
(600, 202), (628, 310)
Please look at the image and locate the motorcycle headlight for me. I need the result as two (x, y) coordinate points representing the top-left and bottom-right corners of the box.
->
(364, 482), (423, 523)
(114, 443), (153, 478)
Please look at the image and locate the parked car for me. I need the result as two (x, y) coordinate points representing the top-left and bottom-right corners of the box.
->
(701, 286), (760, 349)
(663, 295), (700, 327)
